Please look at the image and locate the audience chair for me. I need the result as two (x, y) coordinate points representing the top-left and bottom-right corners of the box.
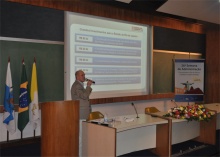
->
(145, 107), (160, 114)
(87, 111), (104, 121)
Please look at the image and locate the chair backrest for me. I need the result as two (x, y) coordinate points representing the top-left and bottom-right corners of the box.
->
(87, 111), (104, 121)
(145, 107), (160, 113)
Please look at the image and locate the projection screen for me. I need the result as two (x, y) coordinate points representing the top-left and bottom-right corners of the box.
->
(64, 11), (152, 99)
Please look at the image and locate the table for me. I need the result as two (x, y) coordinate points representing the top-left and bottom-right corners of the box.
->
(204, 103), (220, 113)
(114, 114), (170, 156)
(82, 113), (171, 157)
(82, 110), (216, 157)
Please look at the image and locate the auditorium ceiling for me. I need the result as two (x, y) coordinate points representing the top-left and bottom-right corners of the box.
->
(6, 0), (220, 24)
(93, 0), (220, 24)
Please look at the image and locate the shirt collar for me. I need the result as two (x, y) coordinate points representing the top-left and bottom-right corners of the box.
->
(77, 80), (84, 87)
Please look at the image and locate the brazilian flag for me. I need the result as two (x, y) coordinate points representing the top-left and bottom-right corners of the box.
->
(18, 61), (29, 132)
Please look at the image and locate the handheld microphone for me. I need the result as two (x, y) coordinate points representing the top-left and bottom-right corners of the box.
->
(171, 99), (178, 107)
(85, 78), (95, 84)
(131, 102), (139, 118)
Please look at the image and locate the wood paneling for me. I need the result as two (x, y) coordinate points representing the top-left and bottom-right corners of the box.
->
(145, 113), (172, 157)
(41, 100), (79, 156)
(0, 93), (175, 113)
(90, 93), (175, 104)
(205, 23), (220, 103)
(194, 113), (217, 145)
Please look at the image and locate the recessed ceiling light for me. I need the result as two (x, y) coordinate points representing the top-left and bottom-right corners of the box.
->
(115, 0), (132, 4)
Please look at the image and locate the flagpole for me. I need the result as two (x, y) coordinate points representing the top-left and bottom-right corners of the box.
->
(6, 58), (10, 142)
(33, 56), (36, 138)
(21, 57), (23, 140)
(21, 57), (24, 140)
(18, 57), (29, 138)
(30, 56), (39, 136)
(34, 56), (36, 138)
(3, 56), (16, 138)
(7, 131), (9, 142)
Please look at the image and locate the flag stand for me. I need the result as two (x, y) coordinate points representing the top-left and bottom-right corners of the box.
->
(21, 131), (23, 139)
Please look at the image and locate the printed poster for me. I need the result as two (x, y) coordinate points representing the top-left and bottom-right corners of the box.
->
(174, 59), (205, 102)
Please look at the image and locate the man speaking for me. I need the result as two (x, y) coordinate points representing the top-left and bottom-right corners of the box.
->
(71, 70), (93, 157)
(71, 70), (93, 119)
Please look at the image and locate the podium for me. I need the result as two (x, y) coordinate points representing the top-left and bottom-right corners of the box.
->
(41, 100), (79, 156)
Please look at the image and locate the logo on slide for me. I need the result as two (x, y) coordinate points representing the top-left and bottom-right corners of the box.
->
(131, 26), (143, 32)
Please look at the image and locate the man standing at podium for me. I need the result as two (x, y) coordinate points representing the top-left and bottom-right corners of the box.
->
(71, 69), (93, 157)
(71, 69), (93, 119)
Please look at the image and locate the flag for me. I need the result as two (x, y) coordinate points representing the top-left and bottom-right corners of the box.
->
(29, 58), (40, 130)
(3, 58), (16, 134)
(18, 59), (29, 132)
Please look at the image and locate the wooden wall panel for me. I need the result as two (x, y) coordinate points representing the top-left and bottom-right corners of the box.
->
(205, 23), (220, 103)
(90, 93), (175, 104)
(0, 93), (175, 112)
(41, 100), (79, 156)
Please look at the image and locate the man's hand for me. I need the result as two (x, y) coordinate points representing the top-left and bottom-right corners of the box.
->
(87, 80), (92, 86)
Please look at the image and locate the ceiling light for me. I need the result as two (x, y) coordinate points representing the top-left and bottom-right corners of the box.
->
(115, 0), (132, 4)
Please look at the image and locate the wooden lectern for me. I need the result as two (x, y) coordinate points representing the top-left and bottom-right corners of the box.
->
(41, 100), (79, 157)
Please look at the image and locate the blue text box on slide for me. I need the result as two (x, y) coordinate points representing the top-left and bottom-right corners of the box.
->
(85, 77), (141, 85)
(75, 67), (141, 75)
(75, 56), (141, 66)
(75, 45), (141, 57)
(75, 34), (141, 47)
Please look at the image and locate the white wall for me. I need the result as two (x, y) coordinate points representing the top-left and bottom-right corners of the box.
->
(91, 98), (191, 117)
(0, 111), (41, 142)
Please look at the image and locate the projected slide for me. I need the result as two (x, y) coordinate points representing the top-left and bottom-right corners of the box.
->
(65, 12), (150, 99)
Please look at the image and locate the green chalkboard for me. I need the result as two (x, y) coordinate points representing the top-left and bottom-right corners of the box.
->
(153, 52), (202, 94)
(0, 40), (64, 105)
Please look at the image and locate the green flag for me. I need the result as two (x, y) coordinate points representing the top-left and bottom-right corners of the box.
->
(18, 60), (29, 132)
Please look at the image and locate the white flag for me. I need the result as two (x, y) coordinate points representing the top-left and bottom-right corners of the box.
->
(3, 60), (16, 134)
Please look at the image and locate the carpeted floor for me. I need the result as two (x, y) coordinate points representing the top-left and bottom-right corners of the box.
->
(120, 130), (220, 157)
(1, 142), (41, 157)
